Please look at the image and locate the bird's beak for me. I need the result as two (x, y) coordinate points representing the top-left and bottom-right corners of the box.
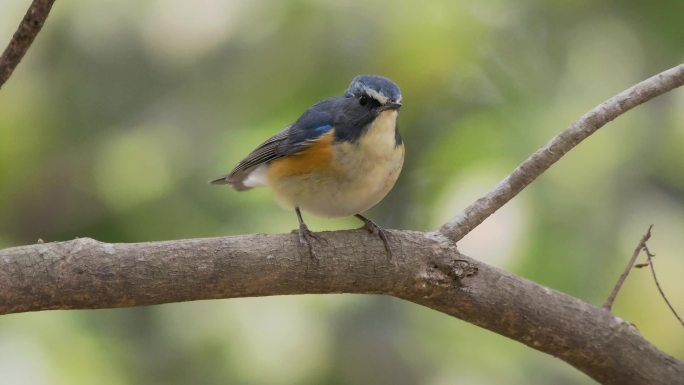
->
(379, 102), (402, 111)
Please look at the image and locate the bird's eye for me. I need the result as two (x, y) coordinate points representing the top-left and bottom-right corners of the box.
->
(359, 95), (369, 106)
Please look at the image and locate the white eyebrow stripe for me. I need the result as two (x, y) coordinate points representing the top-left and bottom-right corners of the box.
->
(362, 86), (389, 104)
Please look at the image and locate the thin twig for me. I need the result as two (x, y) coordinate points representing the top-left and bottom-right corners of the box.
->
(440, 64), (684, 242)
(0, 0), (56, 89)
(639, 244), (684, 327)
(603, 225), (653, 310)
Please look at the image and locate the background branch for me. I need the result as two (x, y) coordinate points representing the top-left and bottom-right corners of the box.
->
(440, 64), (684, 242)
(0, 0), (56, 89)
(1, 231), (683, 385)
(603, 224), (653, 310)
(638, 242), (684, 327)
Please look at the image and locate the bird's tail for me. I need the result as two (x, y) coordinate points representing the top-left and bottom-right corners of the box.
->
(208, 176), (229, 185)
(208, 173), (252, 191)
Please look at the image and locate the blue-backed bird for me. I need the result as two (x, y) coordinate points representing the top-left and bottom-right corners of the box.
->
(210, 75), (404, 258)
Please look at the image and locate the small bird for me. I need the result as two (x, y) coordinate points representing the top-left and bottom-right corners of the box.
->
(210, 75), (404, 258)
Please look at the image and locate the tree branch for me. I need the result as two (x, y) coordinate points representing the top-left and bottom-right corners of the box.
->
(1, 231), (682, 385)
(638, 242), (684, 327)
(603, 224), (653, 310)
(0, 0), (56, 89)
(440, 64), (684, 242)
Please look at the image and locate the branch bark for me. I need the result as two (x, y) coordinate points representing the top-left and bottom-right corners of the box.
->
(1, 231), (682, 385)
(440, 64), (684, 241)
(0, 0), (56, 89)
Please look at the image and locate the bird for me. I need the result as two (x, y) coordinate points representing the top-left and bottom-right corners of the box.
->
(210, 74), (404, 259)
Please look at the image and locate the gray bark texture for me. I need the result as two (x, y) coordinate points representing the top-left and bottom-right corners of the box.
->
(1, 230), (683, 385)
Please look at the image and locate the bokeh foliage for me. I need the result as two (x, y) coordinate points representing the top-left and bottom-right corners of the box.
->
(0, 1), (683, 384)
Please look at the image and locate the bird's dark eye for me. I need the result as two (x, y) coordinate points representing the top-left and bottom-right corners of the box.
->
(359, 95), (369, 106)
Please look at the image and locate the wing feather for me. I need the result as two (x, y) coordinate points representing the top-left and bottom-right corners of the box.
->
(210, 97), (340, 191)
(210, 127), (292, 190)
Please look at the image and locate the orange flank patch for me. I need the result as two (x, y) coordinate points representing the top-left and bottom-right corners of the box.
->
(268, 131), (335, 179)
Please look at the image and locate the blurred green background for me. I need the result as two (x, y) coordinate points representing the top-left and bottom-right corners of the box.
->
(1, 0), (683, 384)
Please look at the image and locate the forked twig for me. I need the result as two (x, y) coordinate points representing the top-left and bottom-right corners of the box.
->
(637, 244), (684, 327)
(603, 225), (653, 310)
(604, 225), (683, 328)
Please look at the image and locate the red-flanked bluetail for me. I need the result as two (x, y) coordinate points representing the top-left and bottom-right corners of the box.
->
(211, 75), (404, 259)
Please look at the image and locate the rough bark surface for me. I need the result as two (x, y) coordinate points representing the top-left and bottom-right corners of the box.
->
(1, 230), (682, 385)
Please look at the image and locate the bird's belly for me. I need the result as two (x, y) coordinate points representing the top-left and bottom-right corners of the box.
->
(267, 111), (404, 217)
(268, 152), (404, 217)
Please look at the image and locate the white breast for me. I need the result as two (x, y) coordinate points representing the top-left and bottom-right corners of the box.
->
(268, 109), (404, 218)
(300, 110), (404, 217)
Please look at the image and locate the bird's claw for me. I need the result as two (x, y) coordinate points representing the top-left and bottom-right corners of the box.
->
(298, 223), (321, 260)
(357, 216), (393, 259)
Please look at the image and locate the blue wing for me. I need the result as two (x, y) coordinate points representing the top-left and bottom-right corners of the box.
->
(210, 97), (339, 190)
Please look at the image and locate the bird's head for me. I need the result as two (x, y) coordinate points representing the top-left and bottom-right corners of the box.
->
(344, 75), (402, 112)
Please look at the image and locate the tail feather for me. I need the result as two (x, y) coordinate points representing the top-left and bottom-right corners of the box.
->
(210, 163), (267, 191)
(209, 172), (253, 191)
(209, 176), (229, 185)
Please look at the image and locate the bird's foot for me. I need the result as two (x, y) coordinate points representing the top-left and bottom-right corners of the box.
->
(355, 214), (393, 259)
(298, 223), (322, 260)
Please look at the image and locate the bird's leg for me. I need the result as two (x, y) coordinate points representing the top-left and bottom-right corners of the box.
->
(296, 207), (320, 259)
(354, 214), (393, 259)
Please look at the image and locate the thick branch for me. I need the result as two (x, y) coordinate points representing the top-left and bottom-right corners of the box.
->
(0, 231), (682, 385)
(440, 64), (684, 241)
(0, 0), (56, 89)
